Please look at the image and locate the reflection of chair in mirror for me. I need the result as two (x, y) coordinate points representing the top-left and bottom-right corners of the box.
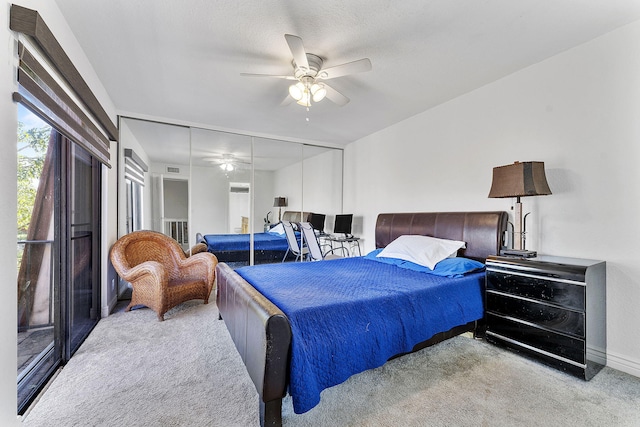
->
(299, 222), (342, 261)
(110, 230), (218, 321)
(185, 232), (208, 257)
(282, 220), (307, 262)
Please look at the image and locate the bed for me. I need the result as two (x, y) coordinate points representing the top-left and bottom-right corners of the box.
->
(199, 211), (313, 263)
(216, 211), (508, 426)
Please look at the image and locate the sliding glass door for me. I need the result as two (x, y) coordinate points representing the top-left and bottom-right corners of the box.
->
(17, 104), (102, 413)
(66, 142), (101, 357)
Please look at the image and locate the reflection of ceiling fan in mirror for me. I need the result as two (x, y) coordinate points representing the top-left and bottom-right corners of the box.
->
(241, 34), (372, 109)
(203, 154), (250, 172)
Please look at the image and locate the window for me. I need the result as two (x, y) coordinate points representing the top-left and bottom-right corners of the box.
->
(17, 105), (59, 411)
(124, 149), (147, 233)
(16, 104), (102, 413)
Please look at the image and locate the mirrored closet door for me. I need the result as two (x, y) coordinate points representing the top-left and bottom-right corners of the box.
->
(118, 117), (343, 270)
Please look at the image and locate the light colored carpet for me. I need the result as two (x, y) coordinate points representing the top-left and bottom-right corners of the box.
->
(21, 299), (640, 427)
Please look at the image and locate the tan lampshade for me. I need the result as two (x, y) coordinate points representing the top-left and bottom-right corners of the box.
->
(273, 197), (287, 207)
(488, 161), (552, 199)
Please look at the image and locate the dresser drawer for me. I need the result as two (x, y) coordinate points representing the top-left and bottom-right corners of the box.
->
(486, 269), (585, 311)
(486, 291), (585, 337)
(486, 313), (585, 364)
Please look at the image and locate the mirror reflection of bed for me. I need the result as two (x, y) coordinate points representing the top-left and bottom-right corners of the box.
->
(200, 211), (332, 268)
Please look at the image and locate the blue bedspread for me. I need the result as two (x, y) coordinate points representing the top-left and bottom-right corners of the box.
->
(204, 232), (294, 252)
(235, 257), (484, 414)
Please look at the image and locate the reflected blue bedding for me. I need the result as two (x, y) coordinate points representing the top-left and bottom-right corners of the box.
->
(203, 232), (293, 252)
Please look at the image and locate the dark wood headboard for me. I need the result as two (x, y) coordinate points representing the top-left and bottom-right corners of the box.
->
(375, 211), (508, 262)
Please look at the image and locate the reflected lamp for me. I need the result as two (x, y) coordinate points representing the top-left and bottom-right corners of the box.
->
(273, 197), (287, 221)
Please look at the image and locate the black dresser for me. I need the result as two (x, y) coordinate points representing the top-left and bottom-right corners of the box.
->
(485, 255), (606, 380)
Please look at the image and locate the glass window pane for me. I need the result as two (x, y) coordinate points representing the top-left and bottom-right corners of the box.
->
(68, 143), (99, 355)
(17, 103), (59, 411)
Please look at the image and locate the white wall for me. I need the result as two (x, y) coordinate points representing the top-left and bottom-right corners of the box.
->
(0, 3), (19, 422)
(1, 1), (118, 424)
(302, 149), (343, 229)
(101, 142), (119, 317)
(274, 159), (303, 216)
(272, 148), (344, 231)
(254, 169), (276, 231)
(190, 165), (231, 236)
(344, 20), (640, 378)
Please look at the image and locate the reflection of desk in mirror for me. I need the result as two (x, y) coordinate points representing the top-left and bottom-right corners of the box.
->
(323, 234), (361, 257)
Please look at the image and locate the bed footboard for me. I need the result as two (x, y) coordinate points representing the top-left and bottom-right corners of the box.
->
(216, 262), (292, 427)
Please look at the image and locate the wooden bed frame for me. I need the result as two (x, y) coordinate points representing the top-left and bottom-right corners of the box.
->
(216, 211), (508, 426)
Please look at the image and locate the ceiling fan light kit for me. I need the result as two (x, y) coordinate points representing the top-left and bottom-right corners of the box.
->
(289, 78), (327, 106)
(242, 34), (371, 110)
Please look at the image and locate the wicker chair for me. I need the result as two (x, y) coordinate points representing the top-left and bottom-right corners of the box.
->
(110, 230), (218, 321)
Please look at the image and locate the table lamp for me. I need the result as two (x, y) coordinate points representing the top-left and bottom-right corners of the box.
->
(488, 161), (551, 256)
(273, 197), (287, 222)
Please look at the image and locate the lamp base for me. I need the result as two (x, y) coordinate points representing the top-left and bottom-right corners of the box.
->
(500, 249), (537, 258)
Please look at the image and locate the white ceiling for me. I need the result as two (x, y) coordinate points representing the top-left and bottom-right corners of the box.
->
(55, 0), (640, 148)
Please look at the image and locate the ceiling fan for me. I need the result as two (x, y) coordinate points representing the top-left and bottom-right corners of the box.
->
(203, 154), (250, 172)
(241, 34), (372, 108)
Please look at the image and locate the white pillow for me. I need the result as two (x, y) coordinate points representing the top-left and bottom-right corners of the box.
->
(268, 223), (285, 236)
(377, 235), (466, 270)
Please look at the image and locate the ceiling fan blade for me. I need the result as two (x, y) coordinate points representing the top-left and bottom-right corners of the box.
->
(323, 83), (350, 106)
(318, 58), (372, 80)
(240, 73), (296, 80)
(284, 34), (309, 71)
(203, 155), (252, 165)
(280, 94), (294, 106)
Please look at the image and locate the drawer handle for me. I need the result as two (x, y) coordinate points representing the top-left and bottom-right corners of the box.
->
(486, 267), (585, 286)
(486, 331), (586, 369)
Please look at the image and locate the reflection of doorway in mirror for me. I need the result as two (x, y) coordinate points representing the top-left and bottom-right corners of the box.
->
(163, 178), (189, 249)
(229, 182), (250, 234)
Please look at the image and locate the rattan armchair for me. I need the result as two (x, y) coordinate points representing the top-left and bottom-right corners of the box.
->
(110, 230), (218, 321)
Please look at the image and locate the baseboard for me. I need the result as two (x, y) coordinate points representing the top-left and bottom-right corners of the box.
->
(587, 345), (607, 366)
(606, 350), (640, 379)
(101, 293), (119, 318)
